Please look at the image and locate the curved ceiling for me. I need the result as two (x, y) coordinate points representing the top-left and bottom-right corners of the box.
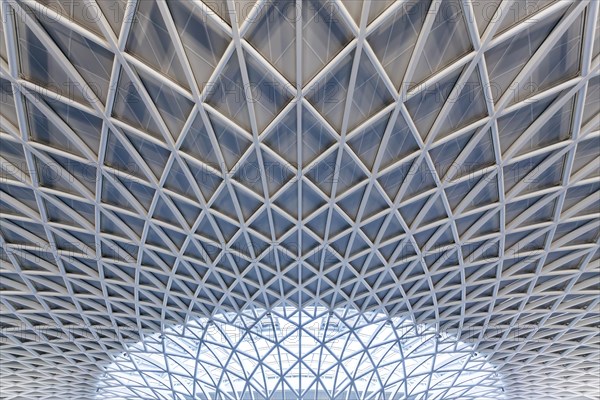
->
(98, 307), (504, 399)
(0, 0), (598, 399)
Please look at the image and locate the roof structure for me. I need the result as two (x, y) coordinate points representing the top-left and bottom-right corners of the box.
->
(0, 0), (598, 399)
(98, 307), (504, 399)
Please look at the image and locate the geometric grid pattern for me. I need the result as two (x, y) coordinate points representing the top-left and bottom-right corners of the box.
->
(98, 307), (504, 399)
(0, 0), (598, 399)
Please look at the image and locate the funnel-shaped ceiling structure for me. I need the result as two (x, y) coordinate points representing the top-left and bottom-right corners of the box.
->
(0, 1), (598, 399)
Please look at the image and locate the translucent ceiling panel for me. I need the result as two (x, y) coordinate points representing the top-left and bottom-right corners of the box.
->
(167, 0), (230, 88)
(485, 8), (565, 103)
(125, 0), (188, 88)
(302, 0), (353, 83)
(36, 0), (105, 35)
(243, 49), (293, 132)
(15, 17), (89, 104)
(34, 9), (114, 105)
(368, 1), (430, 90)
(306, 49), (353, 131)
(205, 51), (252, 131)
(494, 0), (558, 35)
(346, 52), (395, 131)
(245, 1), (297, 85)
(411, 0), (473, 86)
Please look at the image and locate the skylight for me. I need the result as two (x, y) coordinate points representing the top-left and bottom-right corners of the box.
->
(98, 307), (504, 399)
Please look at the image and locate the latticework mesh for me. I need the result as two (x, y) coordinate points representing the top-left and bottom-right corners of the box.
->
(0, 1), (598, 399)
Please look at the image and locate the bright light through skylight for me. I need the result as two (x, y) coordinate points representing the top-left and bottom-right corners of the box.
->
(98, 307), (504, 399)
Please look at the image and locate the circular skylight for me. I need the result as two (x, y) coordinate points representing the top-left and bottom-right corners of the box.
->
(98, 307), (504, 399)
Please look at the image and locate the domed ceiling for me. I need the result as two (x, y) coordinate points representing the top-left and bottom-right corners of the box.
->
(0, 0), (598, 399)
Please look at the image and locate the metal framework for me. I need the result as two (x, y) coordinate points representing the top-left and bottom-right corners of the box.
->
(98, 307), (504, 399)
(0, 0), (598, 399)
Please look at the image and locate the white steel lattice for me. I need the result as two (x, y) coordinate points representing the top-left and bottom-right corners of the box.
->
(98, 307), (504, 400)
(0, 1), (598, 399)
